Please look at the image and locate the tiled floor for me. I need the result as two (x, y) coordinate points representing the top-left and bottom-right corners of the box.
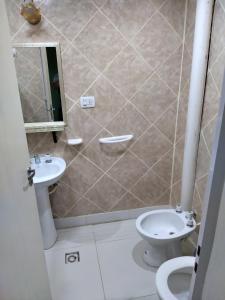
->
(45, 219), (159, 300)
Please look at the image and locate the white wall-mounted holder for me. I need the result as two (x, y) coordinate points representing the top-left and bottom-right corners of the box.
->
(67, 138), (83, 145)
(99, 134), (133, 144)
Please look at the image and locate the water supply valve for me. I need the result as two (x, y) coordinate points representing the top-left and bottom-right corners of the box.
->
(175, 204), (182, 213)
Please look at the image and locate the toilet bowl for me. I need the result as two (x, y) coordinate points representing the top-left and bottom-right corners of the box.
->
(136, 209), (196, 266)
(156, 256), (195, 300)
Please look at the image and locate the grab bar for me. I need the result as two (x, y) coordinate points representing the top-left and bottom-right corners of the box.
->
(99, 134), (133, 144)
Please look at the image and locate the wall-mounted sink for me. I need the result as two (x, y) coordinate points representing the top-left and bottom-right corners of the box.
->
(31, 155), (66, 249)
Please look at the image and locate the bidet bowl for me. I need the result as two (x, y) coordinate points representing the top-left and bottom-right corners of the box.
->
(136, 209), (196, 266)
(136, 209), (196, 246)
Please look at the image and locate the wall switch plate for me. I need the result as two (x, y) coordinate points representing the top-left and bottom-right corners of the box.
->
(80, 96), (95, 108)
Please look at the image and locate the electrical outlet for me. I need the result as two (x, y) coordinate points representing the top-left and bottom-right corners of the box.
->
(80, 96), (95, 108)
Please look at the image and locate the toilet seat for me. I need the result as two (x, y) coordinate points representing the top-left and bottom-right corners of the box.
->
(156, 256), (195, 300)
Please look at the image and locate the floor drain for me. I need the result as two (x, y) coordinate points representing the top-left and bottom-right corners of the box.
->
(65, 251), (80, 264)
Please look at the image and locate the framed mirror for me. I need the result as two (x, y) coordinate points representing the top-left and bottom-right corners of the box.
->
(13, 42), (67, 133)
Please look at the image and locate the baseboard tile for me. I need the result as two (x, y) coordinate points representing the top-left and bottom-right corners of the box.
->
(54, 205), (171, 229)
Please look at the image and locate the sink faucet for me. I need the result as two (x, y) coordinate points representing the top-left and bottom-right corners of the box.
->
(34, 154), (41, 164)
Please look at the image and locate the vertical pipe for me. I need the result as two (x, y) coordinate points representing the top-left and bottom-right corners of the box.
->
(181, 0), (214, 211)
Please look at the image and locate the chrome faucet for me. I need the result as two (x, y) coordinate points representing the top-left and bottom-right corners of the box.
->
(34, 154), (41, 164)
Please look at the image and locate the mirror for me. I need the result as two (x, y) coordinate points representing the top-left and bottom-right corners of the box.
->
(13, 43), (67, 133)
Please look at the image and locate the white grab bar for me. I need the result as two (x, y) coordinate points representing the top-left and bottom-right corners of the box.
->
(99, 134), (133, 144)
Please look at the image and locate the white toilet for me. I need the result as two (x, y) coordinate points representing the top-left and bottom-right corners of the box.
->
(156, 256), (195, 300)
(136, 209), (196, 266)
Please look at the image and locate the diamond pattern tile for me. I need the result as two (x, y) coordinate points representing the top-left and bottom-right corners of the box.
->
(66, 196), (103, 217)
(133, 12), (181, 70)
(85, 174), (126, 211)
(111, 192), (144, 211)
(131, 170), (168, 204)
(62, 46), (99, 102)
(108, 151), (148, 189)
(74, 12), (127, 71)
(104, 45), (152, 99)
(61, 154), (103, 195)
(131, 74), (176, 123)
(102, 0), (156, 40)
(41, 0), (97, 41)
(159, 0), (186, 38)
(131, 126), (172, 167)
(65, 104), (102, 147)
(83, 75), (127, 127)
(13, 16), (69, 52)
(50, 182), (81, 218)
(106, 103), (149, 143)
(6, 0), (198, 217)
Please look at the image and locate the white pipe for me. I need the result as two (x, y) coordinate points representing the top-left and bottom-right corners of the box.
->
(181, 0), (214, 211)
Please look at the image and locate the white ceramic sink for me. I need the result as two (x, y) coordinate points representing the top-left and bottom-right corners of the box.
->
(31, 155), (66, 249)
(31, 156), (66, 186)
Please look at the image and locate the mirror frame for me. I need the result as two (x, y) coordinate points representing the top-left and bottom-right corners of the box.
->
(13, 42), (67, 133)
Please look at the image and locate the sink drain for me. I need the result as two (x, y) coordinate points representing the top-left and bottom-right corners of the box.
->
(169, 232), (175, 235)
(154, 233), (158, 236)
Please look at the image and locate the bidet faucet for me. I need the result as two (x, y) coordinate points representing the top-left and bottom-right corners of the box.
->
(34, 154), (41, 164)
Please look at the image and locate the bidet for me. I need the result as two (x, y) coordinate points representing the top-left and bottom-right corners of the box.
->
(136, 209), (196, 267)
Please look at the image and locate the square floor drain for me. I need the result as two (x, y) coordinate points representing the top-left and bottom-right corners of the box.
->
(65, 251), (80, 264)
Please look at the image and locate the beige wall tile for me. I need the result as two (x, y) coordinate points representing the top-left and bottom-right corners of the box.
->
(82, 130), (127, 172)
(83, 76), (127, 127)
(131, 73), (176, 123)
(65, 104), (102, 147)
(131, 170), (168, 204)
(13, 16), (69, 52)
(108, 151), (148, 189)
(65, 197), (103, 217)
(106, 103), (149, 142)
(50, 182), (81, 218)
(5, 0), (198, 218)
(159, 0), (186, 38)
(131, 126), (172, 167)
(85, 174), (126, 211)
(134, 12), (181, 70)
(111, 192), (144, 211)
(41, 0), (97, 41)
(74, 12), (127, 71)
(152, 150), (173, 185)
(62, 46), (99, 102)
(61, 154), (103, 195)
(102, 0), (156, 40)
(155, 102), (177, 143)
(104, 45), (151, 99)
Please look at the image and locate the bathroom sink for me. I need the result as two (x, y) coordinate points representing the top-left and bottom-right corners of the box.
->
(31, 155), (66, 249)
(31, 156), (66, 186)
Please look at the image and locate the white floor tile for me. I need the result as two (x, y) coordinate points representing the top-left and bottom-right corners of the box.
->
(96, 236), (157, 300)
(132, 294), (159, 300)
(45, 244), (105, 300)
(46, 226), (94, 252)
(93, 219), (139, 243)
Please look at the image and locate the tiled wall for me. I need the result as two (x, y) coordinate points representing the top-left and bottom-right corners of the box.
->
(194, 0), (225, 216)
(171, 0), (225, 219)
(6, 0), (195, 218)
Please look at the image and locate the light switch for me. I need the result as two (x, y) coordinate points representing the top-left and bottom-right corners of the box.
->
(80, 96), (95, 108)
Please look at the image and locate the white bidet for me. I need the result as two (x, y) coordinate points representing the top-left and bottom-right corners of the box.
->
(136, 209), (196, 267)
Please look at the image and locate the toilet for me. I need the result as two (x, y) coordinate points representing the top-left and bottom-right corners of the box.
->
(136, 209), (196, 266)
(156, 256), (195, 300)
